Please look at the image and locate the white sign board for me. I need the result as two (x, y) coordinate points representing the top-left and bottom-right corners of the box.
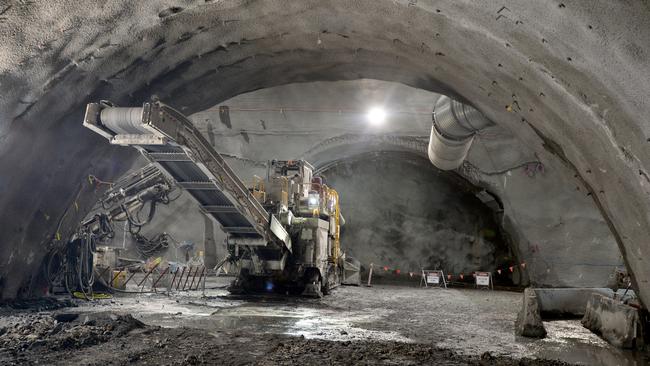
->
(421, 269), (447, 288)
(426, 273), (440, 284)
(476, 272), (490, 286)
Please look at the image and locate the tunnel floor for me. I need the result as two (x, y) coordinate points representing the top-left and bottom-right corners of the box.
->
(0, 282), (646, 365)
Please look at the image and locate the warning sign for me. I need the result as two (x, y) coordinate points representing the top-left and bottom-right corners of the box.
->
(475, 271), (492, 289)
(420, 269), (447, 289)
(427, 272), (440, 284)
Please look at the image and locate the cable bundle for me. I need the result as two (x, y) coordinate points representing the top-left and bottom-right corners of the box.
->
(131, 232), (174, 258)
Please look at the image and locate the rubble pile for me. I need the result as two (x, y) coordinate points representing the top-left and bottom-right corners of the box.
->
(0, 313), (144, 358)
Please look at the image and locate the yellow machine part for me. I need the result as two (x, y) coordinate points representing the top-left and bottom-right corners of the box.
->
(112, 270), (127, 290)
(145, 257), (163, 271)
(327, 188), (341, 267)
(72, 291), (112, 300)
(251, 175), (266, 203)
(279, 176), (289, 207)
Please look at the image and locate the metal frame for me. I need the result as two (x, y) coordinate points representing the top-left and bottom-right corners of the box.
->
(420, 269), (448, 289)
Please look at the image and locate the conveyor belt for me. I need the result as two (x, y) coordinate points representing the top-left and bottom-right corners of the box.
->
(143, 145), (265, 238)
(83, 101), (270, 241)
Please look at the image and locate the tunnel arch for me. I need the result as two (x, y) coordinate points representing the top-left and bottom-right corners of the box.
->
(314, 150), (522, 285)
(304, 133), (506, 220)
(0, 1), (648, 304)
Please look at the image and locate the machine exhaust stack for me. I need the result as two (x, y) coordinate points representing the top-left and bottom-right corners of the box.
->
(428, 95), (493, 170)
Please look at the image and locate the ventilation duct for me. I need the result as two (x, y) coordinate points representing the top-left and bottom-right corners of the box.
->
(100, 107), (146, 135)
(427, 95), (493, 170)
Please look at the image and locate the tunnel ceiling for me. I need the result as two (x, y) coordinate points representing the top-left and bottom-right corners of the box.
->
(0, 1), (649, 305)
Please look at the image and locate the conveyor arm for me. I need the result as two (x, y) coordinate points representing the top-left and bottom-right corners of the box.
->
(83, 101), (276, 244)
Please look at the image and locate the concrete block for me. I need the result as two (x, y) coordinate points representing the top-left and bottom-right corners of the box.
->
(515, 288), (547, 338)
(581, 293), (643, 348)
(534, 288), (628, 317)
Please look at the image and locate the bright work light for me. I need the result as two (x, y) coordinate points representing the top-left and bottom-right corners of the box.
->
(366, 106), (386, 126)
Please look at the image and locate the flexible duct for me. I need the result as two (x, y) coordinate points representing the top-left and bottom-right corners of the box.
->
(100, 107), (146, 135)
(428, 95), (493, 170)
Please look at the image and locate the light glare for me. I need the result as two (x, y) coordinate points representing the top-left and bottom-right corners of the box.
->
(366, 107), (386, 126)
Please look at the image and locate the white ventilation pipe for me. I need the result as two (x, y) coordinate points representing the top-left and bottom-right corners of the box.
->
(100, 107), (146, 135)
(428, 95), (493, 170)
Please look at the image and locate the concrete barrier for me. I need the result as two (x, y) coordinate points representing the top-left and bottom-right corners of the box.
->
(515, 287), (639, 340)
(534, 288), (630, 318)
(515, 288), (547, 338)
(581, 293), (643, 348)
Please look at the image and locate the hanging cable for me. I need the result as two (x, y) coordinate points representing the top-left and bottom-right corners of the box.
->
(63, 230), (96, 300)
(131, 232), (173, 258)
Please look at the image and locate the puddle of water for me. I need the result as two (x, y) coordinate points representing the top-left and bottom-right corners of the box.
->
(286, 307), (413, 343)
(525, 320), (649, 366)
(111, 292), (415, 344)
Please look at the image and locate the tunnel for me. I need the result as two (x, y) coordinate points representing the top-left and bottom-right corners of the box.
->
(0, 1), (649, 364)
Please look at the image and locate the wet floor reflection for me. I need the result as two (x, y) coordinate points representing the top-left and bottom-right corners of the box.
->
(64, 286), (648, 365)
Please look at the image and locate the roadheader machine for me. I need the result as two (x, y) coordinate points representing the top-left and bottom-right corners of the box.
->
(79, 100), (359, 297)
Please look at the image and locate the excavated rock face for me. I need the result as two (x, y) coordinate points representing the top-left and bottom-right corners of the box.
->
(0, 1), (649, 305)
(322, 152), (509, 277)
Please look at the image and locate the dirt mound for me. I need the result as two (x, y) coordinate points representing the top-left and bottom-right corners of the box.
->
(0, 312), (144, 356)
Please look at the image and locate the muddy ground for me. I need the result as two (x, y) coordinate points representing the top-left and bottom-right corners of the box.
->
(0, 312), (569, 366)
(0, 282), (647, 365)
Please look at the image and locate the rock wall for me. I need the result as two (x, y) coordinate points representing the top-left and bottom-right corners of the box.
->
(322, 153), (508, 275)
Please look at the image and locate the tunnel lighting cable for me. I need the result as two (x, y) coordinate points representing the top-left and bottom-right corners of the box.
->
(463, 159), (543, 176)
(199, 107), (506, 141)
(206, 106), (434, 116)
(52, 183), (84, 243)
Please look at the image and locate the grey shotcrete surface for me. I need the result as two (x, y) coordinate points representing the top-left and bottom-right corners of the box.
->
(0, 1), (647, 309)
